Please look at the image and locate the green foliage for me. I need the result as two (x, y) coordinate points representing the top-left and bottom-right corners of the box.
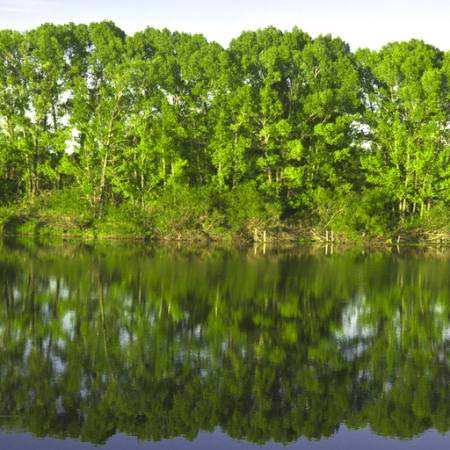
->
(150, 185), (223, 239)
(0, 24), (448, 241)
(224, 181), (281, 237)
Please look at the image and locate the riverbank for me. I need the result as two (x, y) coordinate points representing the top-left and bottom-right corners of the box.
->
(1, 203), (449, 246)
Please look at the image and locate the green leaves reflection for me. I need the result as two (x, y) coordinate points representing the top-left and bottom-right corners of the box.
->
(0, 241), (448, 444)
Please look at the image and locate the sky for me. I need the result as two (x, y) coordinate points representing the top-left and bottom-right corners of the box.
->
(0, 0), (448, 50)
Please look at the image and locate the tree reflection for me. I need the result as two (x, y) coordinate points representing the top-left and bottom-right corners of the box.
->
(0, 240), (448, 444)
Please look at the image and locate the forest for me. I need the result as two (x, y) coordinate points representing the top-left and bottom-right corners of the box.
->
(0, 22), (449, 242)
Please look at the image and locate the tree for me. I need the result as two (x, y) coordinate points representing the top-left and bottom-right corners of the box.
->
(357, 41), (449, 220)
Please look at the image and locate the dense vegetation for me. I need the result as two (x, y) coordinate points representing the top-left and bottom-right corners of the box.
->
(0, 240), (448, 444)
(0, 22), (449, 241)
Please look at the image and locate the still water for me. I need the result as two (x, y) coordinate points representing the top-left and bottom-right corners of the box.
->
(0, 239), (448, 449)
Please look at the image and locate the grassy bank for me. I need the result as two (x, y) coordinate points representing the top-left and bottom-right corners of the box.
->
(1, 193), (449, 245)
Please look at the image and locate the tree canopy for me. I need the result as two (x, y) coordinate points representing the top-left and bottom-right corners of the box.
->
(0, 23), (448, 241)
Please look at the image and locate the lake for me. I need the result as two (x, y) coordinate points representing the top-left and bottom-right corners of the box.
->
(0, 239), (448, 449)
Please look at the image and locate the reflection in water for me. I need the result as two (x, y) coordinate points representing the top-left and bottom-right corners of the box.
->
(0, 239), (448, 446)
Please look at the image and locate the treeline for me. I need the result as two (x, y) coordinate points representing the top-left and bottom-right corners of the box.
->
(0, 22), (449, 241)
(0, 241), (449, 444)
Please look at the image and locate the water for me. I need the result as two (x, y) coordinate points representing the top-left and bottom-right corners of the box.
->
(0, 239), (448, 449)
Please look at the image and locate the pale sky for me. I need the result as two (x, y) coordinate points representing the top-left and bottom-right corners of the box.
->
(0, 0), (448, 50)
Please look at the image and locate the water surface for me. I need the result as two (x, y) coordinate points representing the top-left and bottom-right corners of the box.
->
(0, 240), (448, 449)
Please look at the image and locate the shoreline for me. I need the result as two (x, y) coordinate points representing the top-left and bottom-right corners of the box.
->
(2, 230), (449, 248)
(2, 205), (449, 248)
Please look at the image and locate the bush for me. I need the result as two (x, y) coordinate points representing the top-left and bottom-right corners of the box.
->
(225, 181), (281, 239)
(150, 185), (227, 240)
